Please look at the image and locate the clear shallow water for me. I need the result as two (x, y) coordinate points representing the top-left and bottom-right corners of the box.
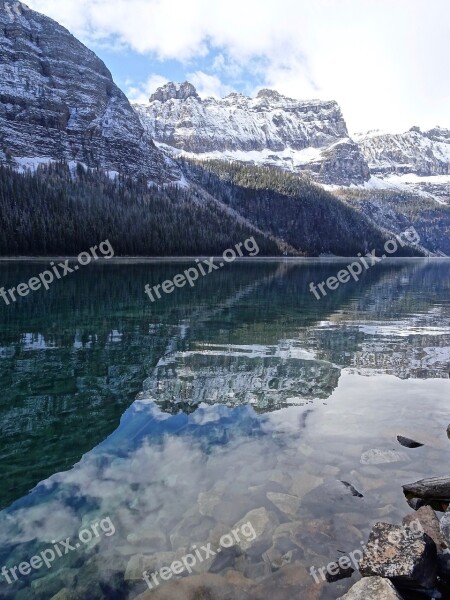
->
(0, 259), (449, 600)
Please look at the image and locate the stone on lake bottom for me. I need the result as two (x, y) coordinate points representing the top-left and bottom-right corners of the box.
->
(266, 492), (301, 519)
(360, 449), (409, 465)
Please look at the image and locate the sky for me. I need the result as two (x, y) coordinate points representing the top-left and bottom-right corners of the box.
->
(26, 0), (450, 135)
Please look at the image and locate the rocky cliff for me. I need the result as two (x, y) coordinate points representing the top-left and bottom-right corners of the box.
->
(356, 127), (450, 177)
(0, 0), (179, 182)
(135, 82), (370, 185)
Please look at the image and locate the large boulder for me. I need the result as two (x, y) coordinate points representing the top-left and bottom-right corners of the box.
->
(403, 506), (447, 551)
(337, 576), (403, 599)
(403, 477), (450, 500)
(359, 522), (437, 595)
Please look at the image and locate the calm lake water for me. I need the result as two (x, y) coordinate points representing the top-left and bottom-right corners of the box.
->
(0, 259), (449, 600)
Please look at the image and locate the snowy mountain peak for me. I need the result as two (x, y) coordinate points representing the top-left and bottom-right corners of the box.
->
(134, 81), (369, 185)
(149, 81), (200, 103)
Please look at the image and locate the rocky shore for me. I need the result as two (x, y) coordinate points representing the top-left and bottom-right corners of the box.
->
(338, 430), (450, 600)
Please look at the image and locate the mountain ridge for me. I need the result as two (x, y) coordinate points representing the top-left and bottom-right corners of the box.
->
(0, 0), (180, 182)
(134, 81), (371, 186)
(135, 81), (450, 199)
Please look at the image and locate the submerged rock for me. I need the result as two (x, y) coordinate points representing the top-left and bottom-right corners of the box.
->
(359, 522), (437, 595)
(136, 570), (252, 599)
(337, 576), (403, 599)
(231, 507), (279, 555)
(397, 435), (424, 448)
(249, 563), (324, 600)
(340, 481), (364, 498)
(360, 449), (409, 465)
(301, 479), (364, 513)
(266, 492), (301, 519)
(324, 560), (354, 583)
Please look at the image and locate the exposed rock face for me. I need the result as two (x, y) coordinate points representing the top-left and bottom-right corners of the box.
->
(359, 522), (437, 594)
(307, 138), (371, 185)
(337, 576), (403, 599)
(135, 81), (370, 185)
(0, 1), (178, 182)
(356, 127), (450, 177)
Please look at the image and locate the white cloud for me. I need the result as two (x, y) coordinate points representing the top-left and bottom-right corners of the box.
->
(26, 0), (450, 133)
(187, 71), (234, 98)
(126, 74), (169, 104)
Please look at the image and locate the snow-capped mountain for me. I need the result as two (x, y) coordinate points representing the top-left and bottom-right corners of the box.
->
(355, 127), (450, 199)
(356, 127), (450, 176)
(135, 81), (450, 198)
(0, 0), (179, 182)
(134, 82), (371, 185)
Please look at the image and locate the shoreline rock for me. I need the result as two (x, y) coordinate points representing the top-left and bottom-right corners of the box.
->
(337, 576), (403, 599)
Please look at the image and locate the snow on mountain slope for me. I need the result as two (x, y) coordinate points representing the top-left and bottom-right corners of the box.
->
(0, 0), (179, 182)
(355, 127), (450, 176)
(135, 82), (371, 186)
(355, 127), (450, 201)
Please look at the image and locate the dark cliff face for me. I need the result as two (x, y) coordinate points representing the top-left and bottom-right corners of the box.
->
(0, 1), (179, 181)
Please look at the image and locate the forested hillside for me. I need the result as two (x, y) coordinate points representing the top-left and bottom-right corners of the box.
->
(341, 189), (450, 256)
(0, 164), (282, 256)
(0, 160), (428, 257)
(184, 159), (422, 256)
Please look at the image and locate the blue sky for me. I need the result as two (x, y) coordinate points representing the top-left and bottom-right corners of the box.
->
(26, 0), (450, 134)
(94, 45), (267, 103)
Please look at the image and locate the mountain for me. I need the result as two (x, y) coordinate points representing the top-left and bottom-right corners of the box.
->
(355, 127), (450, 200)
(0, 0), (179, 182)
(0, 3), (444, 256)
(356, 127), (450, 177)
(135, 81), (450, 202)
(134, 82), (371, 186)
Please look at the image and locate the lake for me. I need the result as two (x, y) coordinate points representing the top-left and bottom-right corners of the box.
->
(0, 259), (449, 600)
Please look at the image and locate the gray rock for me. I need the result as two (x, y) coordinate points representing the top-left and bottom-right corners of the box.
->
(359, 522), (437, 595)
(125, 552), (177, 582)
(197, 490), (222, 517)
(301, 479), (364, 514)
(231, 507), (279, 555)
(266, 492), (301, 519)
(209, 545), (241, 574)
(403, 506), (447, 551)
(397, 435), (424, 448)
(403, 477), (450, 500)
(440, 506), (450, 547)
(337, 576), (403, 599)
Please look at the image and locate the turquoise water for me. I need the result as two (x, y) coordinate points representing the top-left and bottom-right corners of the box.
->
(0, 259), (449, 599)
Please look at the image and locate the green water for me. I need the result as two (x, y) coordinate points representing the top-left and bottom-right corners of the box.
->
(0, 259), (449, 599)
